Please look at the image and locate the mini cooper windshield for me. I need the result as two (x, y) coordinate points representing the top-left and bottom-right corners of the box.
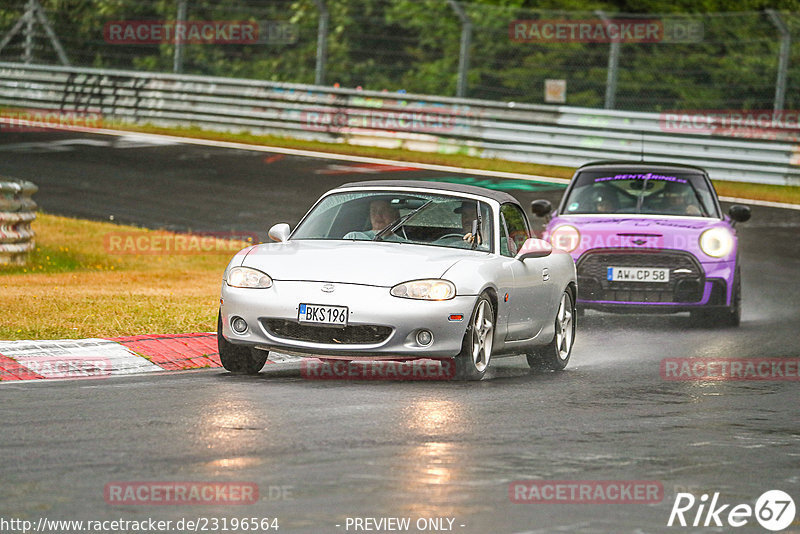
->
(562, 171), (719, 217)
(291, 190), (494, 252)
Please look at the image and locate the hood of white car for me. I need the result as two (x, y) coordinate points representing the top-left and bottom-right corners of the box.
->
(239, 239), (481, 286)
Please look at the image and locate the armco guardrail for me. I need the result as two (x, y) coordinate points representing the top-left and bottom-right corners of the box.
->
(0, 62), (798, 186)
(0, 179), (37, 265)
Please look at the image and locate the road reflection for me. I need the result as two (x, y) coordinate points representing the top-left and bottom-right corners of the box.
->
(387, 399), (484, 518)
(195, 392), (272, 477)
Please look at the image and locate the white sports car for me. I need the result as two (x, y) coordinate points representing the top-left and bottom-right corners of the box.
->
(218, 180), (577, 380)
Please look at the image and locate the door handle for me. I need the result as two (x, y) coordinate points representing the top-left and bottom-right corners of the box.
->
(542, 268), (550, 282)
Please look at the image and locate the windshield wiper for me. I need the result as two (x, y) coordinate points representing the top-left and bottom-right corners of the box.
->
(635, 175), (650, 214)
(689, 185), (709, 216)
(373, 200), (434, 241)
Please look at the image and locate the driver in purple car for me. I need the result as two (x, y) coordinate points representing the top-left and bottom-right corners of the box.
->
(658, 181), (702, 216)
(593, 192), (619, 213)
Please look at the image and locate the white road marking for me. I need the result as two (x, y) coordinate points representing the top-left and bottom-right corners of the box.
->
(718, 195), (800, 211)
(0, 134), (178, 153)
(0, 139), (110, 152)
(0, 338), (162, 378)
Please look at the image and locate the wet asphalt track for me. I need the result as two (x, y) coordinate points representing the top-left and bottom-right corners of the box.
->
(1, 131), (799, 533)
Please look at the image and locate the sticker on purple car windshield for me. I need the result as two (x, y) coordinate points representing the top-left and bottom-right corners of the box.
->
(595, 173), (688, 183)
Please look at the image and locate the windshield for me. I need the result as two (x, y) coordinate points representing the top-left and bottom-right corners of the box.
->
(560, 171), (719, 217)
(292, 190), (494, 252)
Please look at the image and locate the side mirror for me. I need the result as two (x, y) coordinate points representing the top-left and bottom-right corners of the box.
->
(531, 199), (553, 217)
(516, 238), (552, 261)
(728, 205), (751, 224)
(268, 223), (291, 243)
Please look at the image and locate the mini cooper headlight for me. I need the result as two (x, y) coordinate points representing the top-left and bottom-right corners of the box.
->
(226, 266), (273, 288)
(550, 224), (580, 252)
(699, 227), (734, 258)
(391, 279), (456, 300)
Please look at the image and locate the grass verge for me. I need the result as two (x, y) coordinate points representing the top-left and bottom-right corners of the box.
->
(0, 213), (241, 340)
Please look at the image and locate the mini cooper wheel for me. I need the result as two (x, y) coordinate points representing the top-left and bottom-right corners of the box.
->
(690, 266), (741, 328)
(217, 312), (268, 374)
(527, 290), (575, 371)
(726, 266), (742, 326)
(454, 295), (494, 380)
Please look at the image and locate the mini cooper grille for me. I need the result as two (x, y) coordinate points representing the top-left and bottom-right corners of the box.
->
(262, 320), (392, 345)
(577, 249), (704, 303)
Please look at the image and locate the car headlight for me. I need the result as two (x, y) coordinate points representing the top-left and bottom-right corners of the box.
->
(391, 279), (456, 300)
(550, 225), (580, 252)
(699, 227), (734, 258)
(226, 266), (273, 288)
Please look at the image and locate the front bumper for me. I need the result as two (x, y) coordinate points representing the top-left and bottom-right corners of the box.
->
(220, 280), (475, 358)
(574, 249), (735, 312)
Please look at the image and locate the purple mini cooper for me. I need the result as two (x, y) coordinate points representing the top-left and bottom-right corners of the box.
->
(532, 162), (751, 326)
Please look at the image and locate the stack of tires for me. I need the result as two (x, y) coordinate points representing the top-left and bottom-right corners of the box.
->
(0, 179), (38, 265)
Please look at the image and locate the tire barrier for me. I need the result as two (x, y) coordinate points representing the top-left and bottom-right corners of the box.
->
(0, 179), (37, 265)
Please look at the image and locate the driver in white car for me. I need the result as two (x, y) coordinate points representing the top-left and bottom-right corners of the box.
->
(343, 199), (402, 240)
(455, 201), (482, 244)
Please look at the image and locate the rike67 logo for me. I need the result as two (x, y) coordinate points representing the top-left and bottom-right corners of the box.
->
(668, 490), (796, 531)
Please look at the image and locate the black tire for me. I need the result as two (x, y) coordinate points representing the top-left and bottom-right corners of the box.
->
(526, 289), (575, 371)
(727, 267), (742, 326)
(690, 267), (741, 328)
(217, 313), (268, 374)
(454, 295), (495, 381)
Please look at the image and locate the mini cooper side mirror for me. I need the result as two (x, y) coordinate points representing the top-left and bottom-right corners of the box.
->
(531, 199), (553, 218)
(268, 223), (291, 243)
(728, 204), (751, 224)
(516, 238), (553, 261)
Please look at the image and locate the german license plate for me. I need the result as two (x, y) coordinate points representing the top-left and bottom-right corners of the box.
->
(607, 267), (669, 283)
(298, 303), (348, 326)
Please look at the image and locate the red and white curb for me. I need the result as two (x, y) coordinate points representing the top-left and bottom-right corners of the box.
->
(0, 333), (245, 382)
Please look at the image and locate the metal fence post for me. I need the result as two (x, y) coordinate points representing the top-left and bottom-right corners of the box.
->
(173, 0), (187, 74)
(314, 0), (329, 86)
(596, 10), (619, 110)
(23, 0), (34, 64)
(447, 0), (471, 98)
(766, 9), (790, 113)
(0, 0), (69, 65)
